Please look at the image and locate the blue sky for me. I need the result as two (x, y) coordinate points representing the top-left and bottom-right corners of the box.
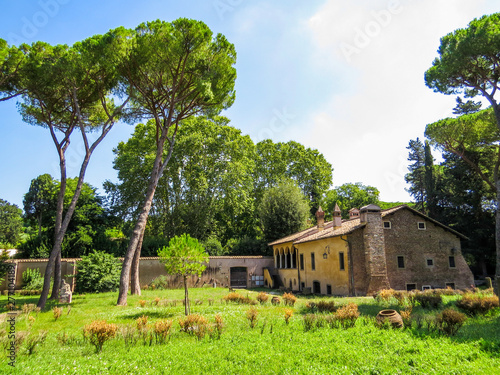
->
(0, 0), (498, 209)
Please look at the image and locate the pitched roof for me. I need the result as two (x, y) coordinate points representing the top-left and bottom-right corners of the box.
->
(268, 204), (468, 246)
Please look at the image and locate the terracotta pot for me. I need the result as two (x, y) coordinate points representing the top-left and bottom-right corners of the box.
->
(376, 309), (403, 328)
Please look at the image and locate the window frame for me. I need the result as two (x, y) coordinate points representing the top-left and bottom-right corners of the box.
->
(448, 256), (456, 268)
(397, 255), (405, 269)
(311, 252), (316, 271)
(383, 221), (392, 229)
(339, 251), (345, 271)
(417, 222), (426, 230)
(426, 258), (434, 267)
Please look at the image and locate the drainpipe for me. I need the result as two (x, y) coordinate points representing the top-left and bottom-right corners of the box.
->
(340, 235), (355, 296)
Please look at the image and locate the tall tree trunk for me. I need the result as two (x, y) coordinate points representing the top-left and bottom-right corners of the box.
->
(495, 178), (500, 296)
(117, 129), (176, 306)
(117, 154), (163, 305)
(184, 275), (189, 316)
(50, 250), (61, 300)
(130, 231), (144, 295)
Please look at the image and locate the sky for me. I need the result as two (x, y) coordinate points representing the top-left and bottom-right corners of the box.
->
(0, 0), (498, 210)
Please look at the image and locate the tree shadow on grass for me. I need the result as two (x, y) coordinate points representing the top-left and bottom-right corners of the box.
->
(451, 314), (500, 357)
(119, 311), (176, 320)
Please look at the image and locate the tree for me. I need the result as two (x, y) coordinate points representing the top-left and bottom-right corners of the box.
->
(425, 108), (499, 276)
(0, 199), (23, 247)
(405, 138), (426, 212)
(258, 180), (310, 244)
(23, 174), (57, 237)
(0, 39), (27, 101)
(424, 13), (500, 282)
(254, 140), (333, 214)
(1, 30), (130, 309)
(75, 251), (121, 293)
(116, 19), (236, 305)
(158, 234), (208, 315)
(107, 116), (255, 247)
(323, 182), (380, 219)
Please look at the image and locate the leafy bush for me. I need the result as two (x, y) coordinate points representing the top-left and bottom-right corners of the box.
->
(83, 320), (117, 353)
(223, 292), (256, 305)
(282, 292), (297, 306)
(284, 309), (293, 325)
(149, 275), (171, 290)
(179, 314), (209, 340)
(256, 292), (269, 305)
(375, 289), (395, 303)
(154, 320), (173, 344)
(456, 293), (499, 315)
(203, 237), (226, 256)
(414, 292), (442, 309)
(75, 251), (121, 293)
(246, 308), (259, 328)
(302, 314), (316, 332)
(436, 309), (467, 336)
(22, 268), (44, 290)
(53, 306), (62, 321)
(336, 303), (359, 329)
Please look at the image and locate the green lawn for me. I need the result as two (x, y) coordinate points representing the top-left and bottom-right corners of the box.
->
(0, 288), (499, 374)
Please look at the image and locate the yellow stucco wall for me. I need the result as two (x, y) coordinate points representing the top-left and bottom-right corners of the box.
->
(295, 237), (350, 295)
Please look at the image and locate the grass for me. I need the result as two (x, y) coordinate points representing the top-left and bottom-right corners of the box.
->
(0, 288), (499, 374)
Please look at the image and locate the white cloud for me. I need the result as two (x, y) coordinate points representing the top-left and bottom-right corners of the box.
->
(293, 0), (496, 202)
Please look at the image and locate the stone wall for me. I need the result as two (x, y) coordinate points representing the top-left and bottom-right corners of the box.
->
(348, 229), (369, 296)
(382, 209), (474, 290)
(0, 256), (274, 292)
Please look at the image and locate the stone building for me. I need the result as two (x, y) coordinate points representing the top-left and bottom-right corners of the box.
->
(269, 204), (474, 296)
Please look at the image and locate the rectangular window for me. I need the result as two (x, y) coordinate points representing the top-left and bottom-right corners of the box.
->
(311, 253), (315, 271)
(397, 256), (405, 269)
(300, 254), (304, 270)
(326, 284), (332, 295)
(426, 258), (434, 267)
(383, 221), (391, 229)
(449, 256), (456, 268)
(418, 222), (426, 230)
(422, 285), (432, 291)
(339, 252), (345, 271)
(406, 283), (417, 291)
(445, 282), (455, 289)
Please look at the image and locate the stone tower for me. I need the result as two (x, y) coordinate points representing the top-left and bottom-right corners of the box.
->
(360, 204), (390, 294)
(316, 206), (325, 230)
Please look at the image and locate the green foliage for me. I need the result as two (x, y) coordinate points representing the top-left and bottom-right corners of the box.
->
(457, 293), (500, 316)
(158, 234), (208, 278)
(223, 236), (269, 256)
(323, 182), (380, 219)
(254, 139), (333, 214)
(22, 268), (44, 290)
(203, 237), (225, 256)
(425, 13), (500, 100)
(75, 251), (121, 293)
(436, 308), (467, 336)
(0, 198), (23, 247)
(258, 180), (310, 243)
(414, 292), (442, 309)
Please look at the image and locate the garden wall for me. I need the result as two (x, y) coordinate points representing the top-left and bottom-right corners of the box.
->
(0, 256), (274, 292)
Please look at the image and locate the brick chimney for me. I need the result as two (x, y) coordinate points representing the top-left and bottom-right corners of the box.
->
(333, 203), (342, 228)
(349, 207), (360, 220)
(315, 206), (325, 231)
(359, 204), (390, 294)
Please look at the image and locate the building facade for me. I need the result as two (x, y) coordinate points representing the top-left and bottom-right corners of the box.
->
(269, 204), (474, 296)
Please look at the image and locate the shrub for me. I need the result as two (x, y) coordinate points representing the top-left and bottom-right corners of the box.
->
(24, 331), (47, 355)
(436, 309), (467, 336)
(22, 268), (43, 291)
(149, 275), (171, 290)
(138, 300), (146, 307)
(456, 293), (499, 315)
(75, 251), (121, 293)
(179, 314), (207, 334)
(56, 331), (78, 346)
(256, 292), (269, 305)
(246, 308), (259, 329)
(400, 306), (412, 328)
(53, 306), (62, 321)
(393, 291), (407, 306)
(375, 289), (395, 303)
(154, 320), (173, 344)
(282, 292), (297, 306)
(119, 324), (139, 346)
(336, 303), (359, 329)
(83, 320), (117, 353)
(415, 292), (442, 309)
(303, 314), (316, 332)
(317, 300), (336, 313)
(136, 315), (148, 331)
(284, 309), (293, 325)
(203, 237), (226, 256)
(211, 314), (224, 340)
(223, 292), (256, 305)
